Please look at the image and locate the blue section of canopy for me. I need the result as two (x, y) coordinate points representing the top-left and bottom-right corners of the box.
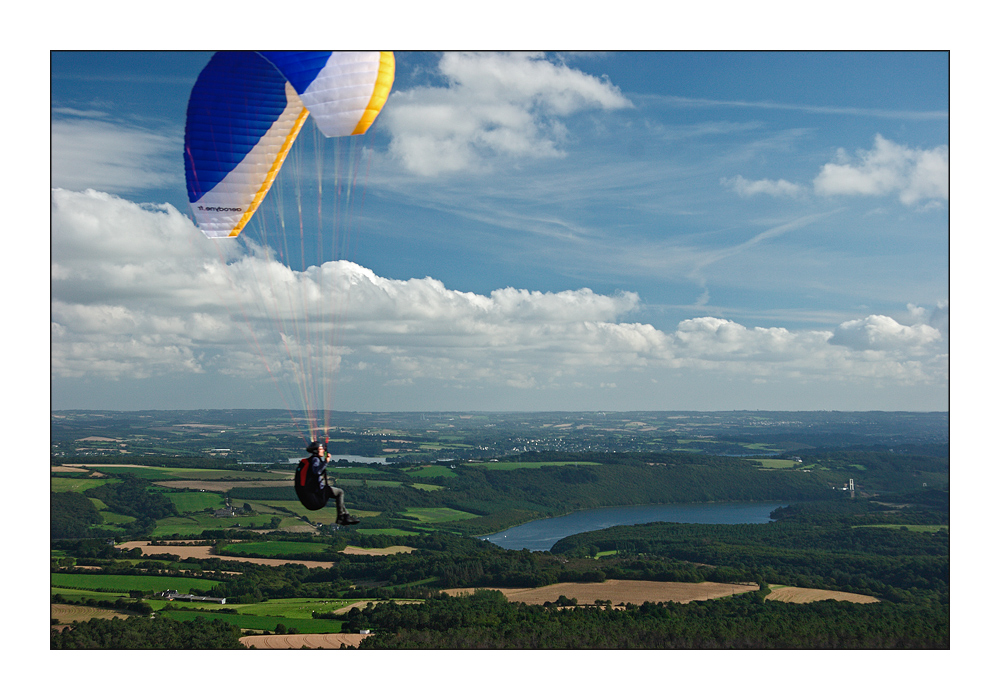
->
(258, 51), (332, 95)
(184, 51), (290, 203)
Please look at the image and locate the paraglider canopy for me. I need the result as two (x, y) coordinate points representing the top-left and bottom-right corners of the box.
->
(183, 50), (395, 445)
(184, 50), (394, 239)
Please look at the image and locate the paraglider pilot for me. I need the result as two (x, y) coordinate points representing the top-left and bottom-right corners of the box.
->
(307, 440), (360, 526)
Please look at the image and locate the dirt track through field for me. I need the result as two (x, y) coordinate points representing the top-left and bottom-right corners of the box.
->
(115, 541), (335, 569)
(764, 586), (880, 604)
(441, 579), (759, 605)
(240, 633), (370, 649)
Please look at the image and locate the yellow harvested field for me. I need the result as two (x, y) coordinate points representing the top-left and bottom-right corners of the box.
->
(240, 633), (370, 649)
(115, 541), (335, 569)
(765, 586), (880, 604)
(442, 579), (758, 606)
(342, 545), (415, 556)
(51, 466), (89, 473)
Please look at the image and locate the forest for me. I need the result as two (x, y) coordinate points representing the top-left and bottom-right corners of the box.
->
(345, 588), (946, 649)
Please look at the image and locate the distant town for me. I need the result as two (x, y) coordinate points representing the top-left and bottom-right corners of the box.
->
(51, 409), (948, 466)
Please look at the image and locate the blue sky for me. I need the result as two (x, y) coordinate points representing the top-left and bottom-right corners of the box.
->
(50, 50), (949, 412)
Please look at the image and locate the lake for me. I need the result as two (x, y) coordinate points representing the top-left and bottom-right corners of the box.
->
(286, 454), (389, 465)
(481, 501), (788, 551)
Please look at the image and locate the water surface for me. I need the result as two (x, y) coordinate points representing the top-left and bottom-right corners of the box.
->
(482, 501), (787, 551)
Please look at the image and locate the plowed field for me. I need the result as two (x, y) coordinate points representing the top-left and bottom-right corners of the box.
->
(51, 604), (130, 623)
(240, 633), (369, 649)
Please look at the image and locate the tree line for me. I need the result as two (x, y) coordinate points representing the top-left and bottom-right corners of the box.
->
(345, 588), (947, 649)
(51, 615), (244, 649)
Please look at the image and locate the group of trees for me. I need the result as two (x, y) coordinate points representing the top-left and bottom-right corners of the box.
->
(51, 615), (245, 649)
(51, 492), (103, 539)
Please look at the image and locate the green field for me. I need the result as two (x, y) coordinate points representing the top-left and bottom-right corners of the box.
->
(219, 541), (331, 557)
(156, 608), (343, 633)
(51, 477), (117, 493)
(164, 491), (226, 513)
(410, 483), (444, 491)
(334, 478), (403, 488)
(854, 524), (949, 533)
(233, 597), (374, 619)
(399, 507), (478, 523)
(249, 501), (381, 524)
(755, 459), (802, 469)
(228, 499), (287, 514)
(52, 572), (222, 594)
(150, 512), (289, 537)
(85, 497), (137, 526)
(52, 587), (131, 602)
(100, 511), (136, 525)
(403, 464), (457, 479)
(97, 465), (272, 480)
(327, 466), (385, 475)
(480, 461), (600, 471)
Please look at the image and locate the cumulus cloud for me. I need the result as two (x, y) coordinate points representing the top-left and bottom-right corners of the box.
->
(813, 134), (948, 205)
(830, 314), (941, 352)
(51, 117), (180, 193)
(383, 52), (632, 176)
(721, 175), (804, 198)
(51, 189), (948, 397)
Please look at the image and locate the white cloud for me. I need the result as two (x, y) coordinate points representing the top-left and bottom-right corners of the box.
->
(51, 117), (180, 193)
(721, 174), (804, 198)
(383, 52), (632, 176)
(830, 314), (941, 352)
(51, 189), (948, 398)
(813, 134), (948, 205)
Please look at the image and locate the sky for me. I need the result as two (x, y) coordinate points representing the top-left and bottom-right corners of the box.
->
(50, 49), (950, 413)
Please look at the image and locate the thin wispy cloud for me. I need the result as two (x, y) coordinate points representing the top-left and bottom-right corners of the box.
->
(656, 95), (948, 121)
(51, 117), (180, 193)
(721, 175), (805, 198)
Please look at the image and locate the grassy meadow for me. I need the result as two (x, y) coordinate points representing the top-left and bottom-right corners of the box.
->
(52, 572), (222, 595)
(399, 507), (478, 524)
(218, 541), (332, 557)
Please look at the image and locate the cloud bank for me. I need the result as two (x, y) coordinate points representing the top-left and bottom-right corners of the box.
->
(52, 189), (948, 405)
